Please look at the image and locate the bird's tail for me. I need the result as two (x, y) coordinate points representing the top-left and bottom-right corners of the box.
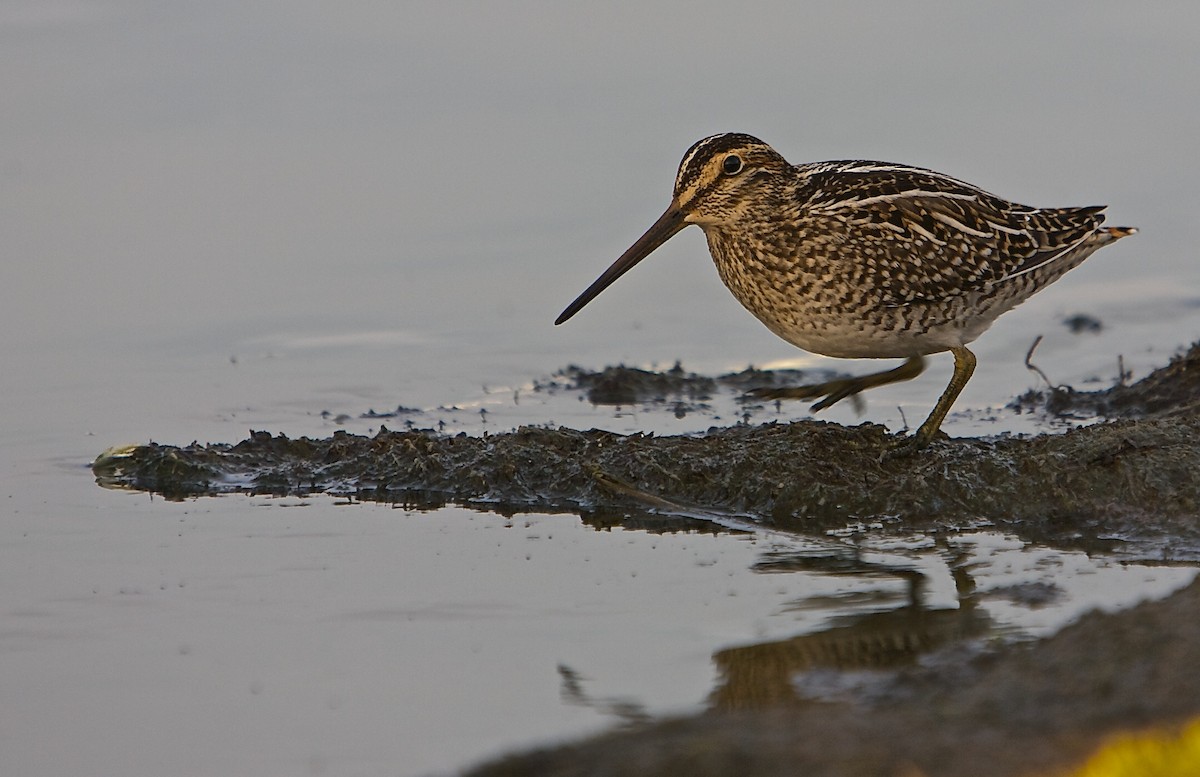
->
(1103, 226), (1138, 241)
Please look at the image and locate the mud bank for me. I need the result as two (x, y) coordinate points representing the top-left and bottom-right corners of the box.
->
(89, 344), (1200, 776)
(1012, 339), (1200, 419)
(452, 344), (1200, 777)
(466, 575), (1200, 777)
(93, 343), (1200, 558)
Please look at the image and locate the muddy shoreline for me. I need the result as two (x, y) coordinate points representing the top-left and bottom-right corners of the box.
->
(94, 343), (1200, 560)
(466, 575), (1200, 777)
(91, 343), (1200, 776)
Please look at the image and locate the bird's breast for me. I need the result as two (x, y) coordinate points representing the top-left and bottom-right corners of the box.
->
(702, 226), (971, 358)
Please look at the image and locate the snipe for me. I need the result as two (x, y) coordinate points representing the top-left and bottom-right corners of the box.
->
(556, 133), (1135, 451)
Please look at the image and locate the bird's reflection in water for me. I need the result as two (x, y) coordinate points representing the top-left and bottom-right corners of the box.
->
(710, 542), (987, 711)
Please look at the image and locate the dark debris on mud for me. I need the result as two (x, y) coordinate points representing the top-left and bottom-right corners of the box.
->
(1010, 339), (1200, 420)
(94, 343), (1200, 557)
(535, 361), (826, 417)
(92, 417), (1200, 554)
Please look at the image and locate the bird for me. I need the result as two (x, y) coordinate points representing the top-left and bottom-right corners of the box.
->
(555, 133), (1136, 451)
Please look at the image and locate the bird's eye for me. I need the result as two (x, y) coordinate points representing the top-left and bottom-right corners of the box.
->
(722, 154), (744, 175)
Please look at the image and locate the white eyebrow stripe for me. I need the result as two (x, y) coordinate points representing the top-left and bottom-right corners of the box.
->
(675, 134), (729, 188)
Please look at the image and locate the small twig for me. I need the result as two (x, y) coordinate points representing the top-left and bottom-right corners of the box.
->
(1024, 335), (1056, 389)
(1117, 354), (1131, 387)
(896, 405), (909, 433)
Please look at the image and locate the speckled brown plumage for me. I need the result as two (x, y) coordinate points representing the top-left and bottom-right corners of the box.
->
(556, 133), (1136, 450)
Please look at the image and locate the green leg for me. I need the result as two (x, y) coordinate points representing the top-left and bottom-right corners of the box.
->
(746, 356), (927, 412)
(905, 346), (976, 451)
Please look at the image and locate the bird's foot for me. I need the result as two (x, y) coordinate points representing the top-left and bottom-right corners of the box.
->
(744, 376), (872, 413)
(882, 434), (926, 460)
(882, 425), (947, 460)
(744, 358), (926, 414)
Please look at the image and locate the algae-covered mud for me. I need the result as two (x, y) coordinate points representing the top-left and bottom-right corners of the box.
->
(94, 343), (1200, 559)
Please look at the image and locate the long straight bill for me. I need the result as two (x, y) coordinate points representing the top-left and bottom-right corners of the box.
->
(554, 205), (685, 325)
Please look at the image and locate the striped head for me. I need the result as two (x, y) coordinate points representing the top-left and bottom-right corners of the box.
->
(673, 133), (792, 226)
(555, 133), (788, 324)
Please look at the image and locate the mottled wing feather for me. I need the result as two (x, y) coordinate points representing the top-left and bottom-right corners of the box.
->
(1000, 205), (1107, 280)
(797, 162), (1107, 306)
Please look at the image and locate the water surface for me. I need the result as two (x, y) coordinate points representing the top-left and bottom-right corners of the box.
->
(3, 2), (1200, 775)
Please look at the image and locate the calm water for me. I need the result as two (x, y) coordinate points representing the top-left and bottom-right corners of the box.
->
(4, 2), (1200, 775)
